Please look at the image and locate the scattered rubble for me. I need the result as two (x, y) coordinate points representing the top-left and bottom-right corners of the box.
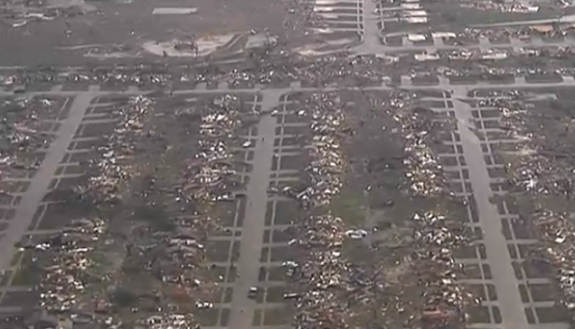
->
(182, 95), (242, 202)
(0, 96), (56, 188)
(17, 92), (261, 328)
(288, 93), (345, 207)
(282, 90), (475, 329)
(87, 95), (153, 203)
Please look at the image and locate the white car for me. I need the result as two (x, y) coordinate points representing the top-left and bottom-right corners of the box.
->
(248, 287), (259, 298)
(345, 229), (368, 239)
(195, 302), (214, 309)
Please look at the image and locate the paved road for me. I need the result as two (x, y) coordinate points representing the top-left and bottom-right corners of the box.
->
(0, 89), (96, 273)
(2, 75), (575, 98)
(451, 96), (528, 329)
(228, 90), (283, 329)
(360, 0), (381, 51)
(352, 37), (575, 54)
(471, 14), (575, 28)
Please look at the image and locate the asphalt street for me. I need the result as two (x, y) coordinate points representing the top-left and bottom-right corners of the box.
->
(3, 75), (575, 96)
(228, 91), (283, 329)
(352, 36), (575, 54)
(361, 0), (381, 48)
(451, 96), (528, 329)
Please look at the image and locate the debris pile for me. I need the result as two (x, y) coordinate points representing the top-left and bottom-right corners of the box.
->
(284, 90), (476, 329)
(182, 94), (242, 201)
(533, 211), (575, 316)
(111, 224), (214, 328)
(37, 217), (106, 313)
(225, 70), (257, 89)
(88, 95), (153, 202)
(0, 55), (398, 92)
(393, 96), (446, 197)
(411, 211), (471, 327)
(1, 0), (97, 29)
(292, 215), (350, 329)
(299, 93), (345, 207)
(34, 94), (233, 328)
(290, 209), (472, 329)
(499, 98), (575, 197)
(0, 97), (56, 182)
(37, 216), (210, 328)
